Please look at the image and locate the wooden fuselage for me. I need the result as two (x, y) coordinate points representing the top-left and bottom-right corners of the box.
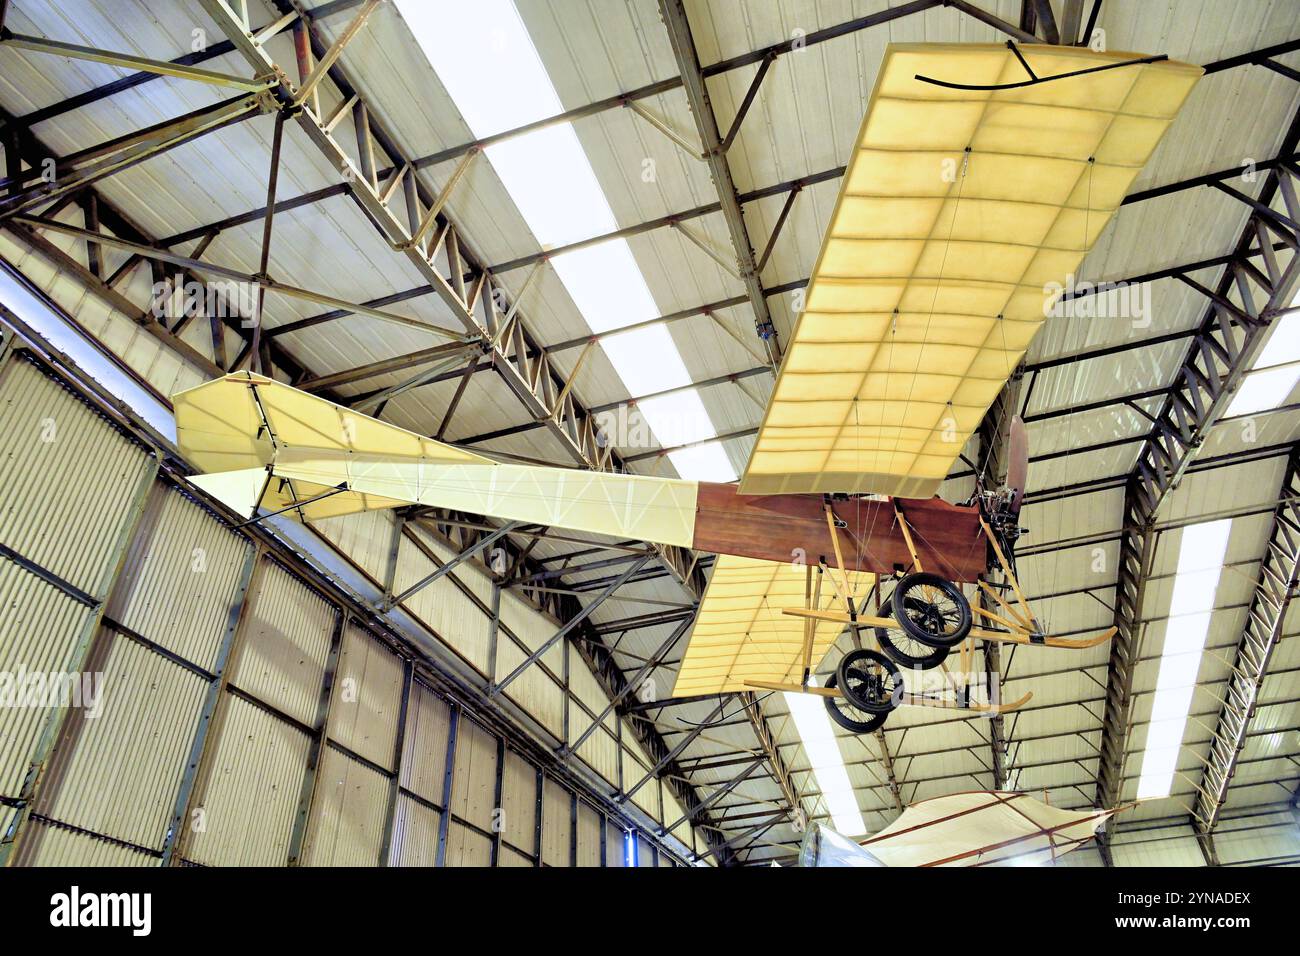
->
(691, 483), (985, 583)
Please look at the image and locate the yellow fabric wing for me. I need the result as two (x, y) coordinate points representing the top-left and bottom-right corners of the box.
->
(740, 43), (1202, 497)
(671, 555), (874, 696)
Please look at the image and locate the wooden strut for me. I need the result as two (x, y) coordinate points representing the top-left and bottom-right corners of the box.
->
(780, 606), (1116, 650)
(759, 501), (1115, 716)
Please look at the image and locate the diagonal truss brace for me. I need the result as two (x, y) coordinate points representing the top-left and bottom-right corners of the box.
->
(195, 0), (704, 600)
(1193, 445), (1300, 829)
(1097, 159), (1300, 810)
(657, 0), (781, 360)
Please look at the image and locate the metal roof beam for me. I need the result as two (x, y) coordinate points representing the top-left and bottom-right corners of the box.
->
(191, 0), (741, 862)
(1193, 444), (1300, 830)
(657, 0), (780, 361)
(740, 693), (803, 826)
(0, 107), (317, 384)
(1096, 115), (1300, 811)
(483, 152), (1300, 278)
(194, 0), (707, 598)
(0, 91), (263, 220)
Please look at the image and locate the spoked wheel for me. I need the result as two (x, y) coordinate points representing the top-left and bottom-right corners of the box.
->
(875, 622), (950, 670)
(871, 591), (949, 670)
(822, 670), (888, 734)
(890, 572), (972, 648)
(836, 649), (904, 714)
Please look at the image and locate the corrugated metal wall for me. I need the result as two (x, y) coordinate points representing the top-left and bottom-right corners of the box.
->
(393, 533), (492, 673)
(389, 793), (440, 866)
(316, 506), (682, 843)
(328, 625), (403, 770)
(500, 747), (537, 858)
(541, 776), (572, 867)
(444, 821), (493, 865)
(606, 819), (627, 867)
(0, 349), (695, 867)
(576, 800), (602, 867)
(302, 745), (389, 866)
(400, 681), (450, 803)
(0, 351), (157, 864)
(24, 821), (157, 866)
(450, 717), (497, 834)
(108, 484), (252, 671)
(1112, 826), (1205, 867)
(0, 355), (154, 596)
(228, 561), (337, 727)
(182, 694), (311, 866)
(35, 628), (206, 851)
(0, 561), (94, 805)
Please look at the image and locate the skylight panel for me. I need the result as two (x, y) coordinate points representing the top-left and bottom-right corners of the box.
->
(1226, 363), (1300, 418)
(1135, 519), (1232, 800)
(785, 680), (866, 836)
(600, 327), (691, 394)
(396, 0), (559, 136)
(485, 129), (618, 247)
(638, 391), (720, 447)
(550, 244), (660, 332)
(1225, 311), (1300, 417)
(668, 442), (737, 483)
(398, 0), (736, 481)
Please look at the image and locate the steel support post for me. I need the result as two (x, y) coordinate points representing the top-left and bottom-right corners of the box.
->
(490, 736), (505, 865)
(287, 607), (347, 865)
(433, 701), (460, 867)
(379, 658), (414, 866)
(161, 542), (259, 865)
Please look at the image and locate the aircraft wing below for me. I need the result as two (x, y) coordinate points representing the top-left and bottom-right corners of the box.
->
(670, 554), (875, 697)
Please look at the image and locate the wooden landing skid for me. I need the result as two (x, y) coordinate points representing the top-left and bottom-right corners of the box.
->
(780, 607), (1116, 650)
(902, 691), (1033, 714)
(741, 680), (1033, 715)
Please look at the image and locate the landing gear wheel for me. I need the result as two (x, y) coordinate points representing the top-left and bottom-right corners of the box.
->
(875, 619), (950, 670)
(822, 670), (888, 734)
(836, 649), (904, 714)
(891, 572), (972, 648)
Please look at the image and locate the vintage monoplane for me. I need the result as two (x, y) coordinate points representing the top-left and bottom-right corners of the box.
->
(173, 42), (1202, 735)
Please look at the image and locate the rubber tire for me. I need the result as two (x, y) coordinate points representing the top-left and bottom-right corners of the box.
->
(873, 591), (950, 669)
(890, 571), (972, 649)
(823, 670), (888, 734)
(836, 648), (903, 715)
